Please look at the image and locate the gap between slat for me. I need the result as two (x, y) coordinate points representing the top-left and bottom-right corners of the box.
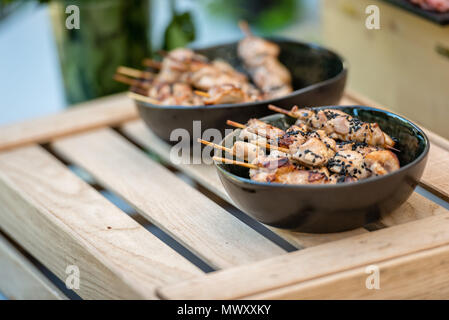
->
(0, 144), (203, 299)
(48, 160), (217, 273)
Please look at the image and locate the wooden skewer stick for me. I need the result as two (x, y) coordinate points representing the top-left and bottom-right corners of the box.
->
(268, 104), (298, 118)
(226, 120), (277, 140)
(157, 50), (168, 57)
(212, 156), (259, 170)
(113, 74), (151, 89)
(197, 139), (233, 154)
(385, 145), (401, 152)
(127, 92), (160, 105)
(142, 58), (162, 69)
(226, 120), (246, 129)
(117, 66), (154, 80)
(250, 140), (290, 154)
(238, 20), (253, 37)
(114, 73), (138, 86)
(194, 90), (210, 98)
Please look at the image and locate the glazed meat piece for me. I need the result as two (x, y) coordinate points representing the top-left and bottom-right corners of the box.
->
(278, 124), (308, 149)
(246, 119), (285, 139)
(238, 128), (266, 143)
(364, 150), (400, 176)
(328, 174), (358, 184)
(203, 84), (247, 105)
(155, 48), (207, 83)
(276, 126), (336, 167)
(232, 141), (265, 162)
(409, 0), (449, 12)
(290, 137), (334, 167)
(189, 65), (241, 90)
(210, 60), (248, 83)
(172, 83), (193, 99)
(166, 48), (208, 64)
(251, 59), (292, 96)
(308, 129), (337, 152)
(249, 155), (327, 184)
(336, 141), (379, 155)
(238, 36), (280, 65)
(147, 82), (204, 106)
(249, 155), (290, 183)
(327, 150), (371, 179)
(275, 169), (328, 185)
(237, 23), (293, 99)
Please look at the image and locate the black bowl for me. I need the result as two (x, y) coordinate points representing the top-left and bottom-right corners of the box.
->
(136, 39), (347, 144)
(214, 106), (429, 233)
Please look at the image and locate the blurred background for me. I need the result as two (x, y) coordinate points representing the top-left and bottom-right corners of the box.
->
(0, 0), (448, 137)
(0, 0), (319, 124)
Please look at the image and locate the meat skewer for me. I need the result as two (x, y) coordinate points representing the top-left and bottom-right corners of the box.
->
(227, 118), (336, 167)
(237, 21), (293, 99)
(118, 49), (263, 106)
(215, 106), (401, 184)
(213, 155), (329, 185)
(268, 104), (397, 150)
(118, 21), (296, 107)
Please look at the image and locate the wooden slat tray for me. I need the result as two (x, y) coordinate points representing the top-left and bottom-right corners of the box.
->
(0, 91), (448, 299)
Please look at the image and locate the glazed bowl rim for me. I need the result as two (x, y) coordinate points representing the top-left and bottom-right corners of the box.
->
(134, 37), (348, 110)
(214, 105), (430, 189)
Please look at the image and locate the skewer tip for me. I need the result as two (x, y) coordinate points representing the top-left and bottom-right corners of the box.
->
(212, 156), (259, 170)
(226, 120), (246, 129)
(238, 20), (252, 37)
(386, 145), (401, 153)
(194, 90), (210, 98)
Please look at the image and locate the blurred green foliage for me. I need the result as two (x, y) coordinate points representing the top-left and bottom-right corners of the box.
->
(49, 0), (151, 104)
(204, 0), (300, 33)
(163, 0), (195, 51)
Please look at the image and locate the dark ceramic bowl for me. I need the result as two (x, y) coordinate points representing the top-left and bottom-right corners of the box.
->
(136, 39), (347, 144)
(214, 106), (429, 233)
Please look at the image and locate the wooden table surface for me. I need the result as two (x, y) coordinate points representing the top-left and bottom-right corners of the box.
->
(0, 91), (448, 300)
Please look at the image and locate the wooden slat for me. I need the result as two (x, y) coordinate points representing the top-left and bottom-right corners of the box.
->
(246, 244), (449, 299)
(420, 144), (449, 201)
(51, 128), (285, 269)
(380, 192), (447, 226)
(274, 191), (449, 248)
(0, 145), (202, 300)
(0, 234), (66, 300)
(0, 93), (137, 152)
(269, 228), (368, 248)
(158, 212), (449, 300)
(121, 121), (229, 200)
